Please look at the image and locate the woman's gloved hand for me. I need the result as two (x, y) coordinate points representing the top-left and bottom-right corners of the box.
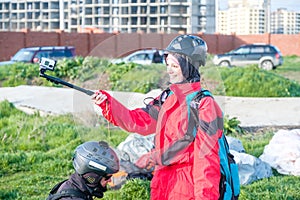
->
(91, 90), (108, 106)
(135, 151), (157, 170)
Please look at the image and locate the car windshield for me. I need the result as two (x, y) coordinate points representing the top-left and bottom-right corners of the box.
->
(11, 49), (35, 62)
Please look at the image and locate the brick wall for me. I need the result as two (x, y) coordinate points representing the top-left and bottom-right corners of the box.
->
(0, 30), (299, 61)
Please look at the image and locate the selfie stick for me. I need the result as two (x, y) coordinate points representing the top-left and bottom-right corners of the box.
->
(39, 58), (94, 96)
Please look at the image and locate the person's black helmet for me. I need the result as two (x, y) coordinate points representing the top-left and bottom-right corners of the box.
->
(73, 141), (119, 176)
(165, 34), (208, 67)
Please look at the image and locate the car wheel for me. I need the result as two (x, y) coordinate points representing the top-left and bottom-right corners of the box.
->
(219, 61), (231, 67)
(260, 60), (273, 70)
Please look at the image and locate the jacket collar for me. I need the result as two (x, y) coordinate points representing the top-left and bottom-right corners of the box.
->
(169, 81), (201, 96)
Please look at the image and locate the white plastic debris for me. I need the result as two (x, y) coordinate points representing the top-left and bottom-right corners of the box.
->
(259, 129), (300, 176)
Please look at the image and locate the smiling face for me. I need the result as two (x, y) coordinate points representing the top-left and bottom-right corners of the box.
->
(166, 54), (185, 84)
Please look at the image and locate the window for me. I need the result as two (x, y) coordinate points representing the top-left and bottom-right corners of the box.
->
(141, 17), (147, 24)
(251, 47), (264, 53)
(235, 47), (250, 54)
(132, 6), (137, 13)
(150, 6), (157, 14)
(129, 53), (151, 62)
(19, 3), (25, 10)
(12, 3), (17, 10)
(42, 2), (48, 9)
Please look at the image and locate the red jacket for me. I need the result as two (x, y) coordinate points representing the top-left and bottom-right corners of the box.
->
(96, 82), (223, 200)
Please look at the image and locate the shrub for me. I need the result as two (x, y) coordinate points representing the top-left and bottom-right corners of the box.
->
(0, 63), (39, 87)
(54, 57), (84, 79)
(110, 64), (166, 93)
(224, 115), (244, 136)
(120, 178), (151, 200)
(219, 66), (300, 97)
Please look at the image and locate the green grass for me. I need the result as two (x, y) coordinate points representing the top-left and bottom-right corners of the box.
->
(240, 175), (300, 200)
(274, 55), (300, 83)
(199, 55), (300, 97)
(0, 101), (299, 200)
(1, 55), (300, 97)
(0, 100), (130, 199)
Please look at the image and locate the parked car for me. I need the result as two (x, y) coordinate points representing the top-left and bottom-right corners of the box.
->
(213, 44), (283, 70)
(112, 49), (165, 65)
(0, 46), (75, 66)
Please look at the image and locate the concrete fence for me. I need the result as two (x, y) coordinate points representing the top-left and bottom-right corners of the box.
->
(0, 30), (299, 61)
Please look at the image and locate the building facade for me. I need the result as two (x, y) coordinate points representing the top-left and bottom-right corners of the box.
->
(0, 0), (216, 34)
(217, 0), (300, 35)
(271, 8), (300, 34)
(217, 0), (270, 35)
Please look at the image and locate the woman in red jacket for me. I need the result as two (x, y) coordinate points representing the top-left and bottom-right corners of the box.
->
(92, 35), (224, 200)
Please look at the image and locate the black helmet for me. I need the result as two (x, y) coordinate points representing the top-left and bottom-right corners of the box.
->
(73, 141), (119, 176)
(165, 34), (208, 67)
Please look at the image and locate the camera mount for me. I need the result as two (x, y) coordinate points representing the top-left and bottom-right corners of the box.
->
(39, 57), (94, 96)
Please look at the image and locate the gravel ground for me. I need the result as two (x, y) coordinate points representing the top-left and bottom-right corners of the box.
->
(1, 85), (300, 128)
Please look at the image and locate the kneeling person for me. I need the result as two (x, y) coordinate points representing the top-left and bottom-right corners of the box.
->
(46, 141), (119, 200)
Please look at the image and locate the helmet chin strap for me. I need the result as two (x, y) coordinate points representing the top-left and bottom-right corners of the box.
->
(84, 177), (107, 198)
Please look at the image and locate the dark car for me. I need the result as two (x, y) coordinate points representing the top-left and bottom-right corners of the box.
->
(0, 46), (75, 66)
(213, 44), (283, 70)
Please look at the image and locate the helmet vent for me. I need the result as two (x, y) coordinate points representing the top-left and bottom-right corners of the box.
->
(87, 153), (92, 158)
(173, 43), (181, 50)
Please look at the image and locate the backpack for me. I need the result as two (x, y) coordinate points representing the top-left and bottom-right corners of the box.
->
(46, 179), (91, 200)
(190, 89), (240, 200)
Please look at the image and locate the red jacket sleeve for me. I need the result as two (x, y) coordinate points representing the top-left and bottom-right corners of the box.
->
(194, 97), (223, 200)
(95, 90), (157, 135)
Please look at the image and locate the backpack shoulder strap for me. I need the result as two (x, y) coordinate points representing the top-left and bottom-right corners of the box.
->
(193, 89), (213, 102)
(190, 89), (213, 110)
(185, 89), (213, 139)
(189, 89), (213, 128)
(46, 179), (90, 200)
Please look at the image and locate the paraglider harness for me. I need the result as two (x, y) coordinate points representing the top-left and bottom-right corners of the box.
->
(46, 179), (93, 200)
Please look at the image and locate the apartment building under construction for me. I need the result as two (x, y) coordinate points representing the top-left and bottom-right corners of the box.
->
(0, 0), (216, 34)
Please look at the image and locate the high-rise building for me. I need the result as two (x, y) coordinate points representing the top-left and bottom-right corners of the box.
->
(217, 0), (270, 34)
(0, 0), (216, 34)
(271, 8), (300, 34)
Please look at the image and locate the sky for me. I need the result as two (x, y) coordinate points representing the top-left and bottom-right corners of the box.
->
(218, 0), (300, 12)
